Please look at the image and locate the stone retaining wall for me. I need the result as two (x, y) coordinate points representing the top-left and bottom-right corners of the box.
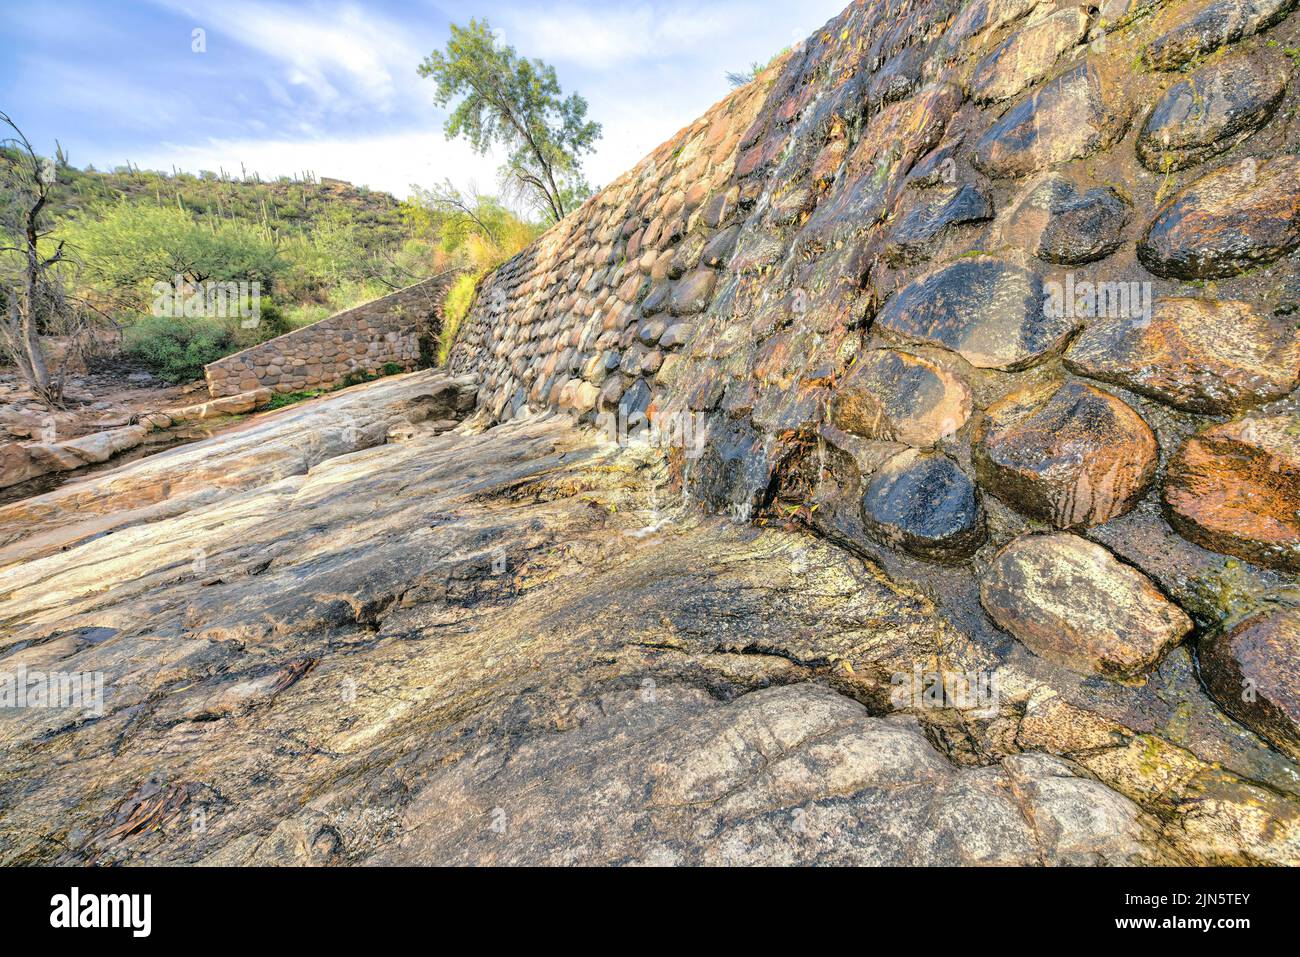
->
(446, 0), (1300, 744)
(205, 274), (454, 397)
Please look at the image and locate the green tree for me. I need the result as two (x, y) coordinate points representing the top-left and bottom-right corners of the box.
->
(418, 19), (601, 223)
(67, 203), (283, 307)
(410, 179), (540, 266)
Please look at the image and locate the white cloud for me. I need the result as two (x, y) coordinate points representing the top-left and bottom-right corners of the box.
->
(496, 4), (734, 70)
(151, 0), (425, 115)
(43, 0), (852, 207)
(128, 129), (504, 200)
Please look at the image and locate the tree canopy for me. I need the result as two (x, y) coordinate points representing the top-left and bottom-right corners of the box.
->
(67, 203), (283, 306)
(418, 19), (601, 223)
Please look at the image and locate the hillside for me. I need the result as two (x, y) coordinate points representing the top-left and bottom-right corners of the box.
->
(0, 148), (410, 250)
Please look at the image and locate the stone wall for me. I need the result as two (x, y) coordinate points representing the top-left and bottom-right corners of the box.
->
(450, 0), (1299, 551)
(206, 274), (453, 397)
(448, 0), (1300, 743)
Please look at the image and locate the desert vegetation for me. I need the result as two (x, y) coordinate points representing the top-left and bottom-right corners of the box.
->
(0, 126), (542, 392)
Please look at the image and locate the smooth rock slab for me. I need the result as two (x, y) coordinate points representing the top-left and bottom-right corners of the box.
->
(1200, 606), (1300, 762)
(1138, 154), (1300, 280)
(1137, 50), (1289, 172)
(374, 685), (1157, 865)
(980, 532), (1193, 678)
(1144, 0), (1299, 71)
(972, 64), (1131, 178)
(1065, 297), (1300, 414)
(875, 257), (1074, 370)
(830, 349), (972, 447)
(974, 381), (1158, 528)
(1165, 415), (1300, 572)
(860, 450), (987, 563)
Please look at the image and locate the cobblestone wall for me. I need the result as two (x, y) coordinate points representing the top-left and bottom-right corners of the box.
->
(445, 0), (1300, 732)
(205, 274), (453, 397)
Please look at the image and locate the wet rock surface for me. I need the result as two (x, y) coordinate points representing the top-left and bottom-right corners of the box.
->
(885, 184), (993, 264)
(1066, 298), (1300, 414)
(973, 381), (1159, 528)
(1199, 606), (1300, 762)
(1144, 0), (1299, 70)
(875, 258), (1075, 370)
(3, 392), (1291, 866)
(860, 449), (986, 562)
(830, 349), (972, 446)
(1137, 49), (1289, 172)
(1138, 155), (1300, 279)
(1165, 415), (1300, 572)
(969, 8), (1091, 104)
(972, 64), (1131, 179)
(436, 0), (1300, 861)
(8, 0), (1300, 865)
(980, 533), (1193, 679)
(1000, 174), (1130, 266)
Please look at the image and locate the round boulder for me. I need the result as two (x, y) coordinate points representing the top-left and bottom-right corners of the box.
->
(1000, 174), (1129, 266)
(1165, 415), (1300, 572)
(1137, 155), (1300, 280)
(1199, 605), (1300, 762)
(972, 64), (1131, 179)
(830, 349), (972, 447)
(1137, 49), (1289, 172)
(980, 532), (1193, 678)
(968, 8), (1090, 103)
(860, 449), (986, 563)
(974, 380), (1158, 528)
(875, 257), (1075, 371)
(1065, 297), (1300, 414)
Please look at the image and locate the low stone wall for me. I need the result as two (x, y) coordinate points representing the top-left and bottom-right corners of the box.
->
(205, 274), (453, 397)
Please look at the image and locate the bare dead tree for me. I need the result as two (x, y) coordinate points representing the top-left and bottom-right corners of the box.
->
(0, 111), (82, 406)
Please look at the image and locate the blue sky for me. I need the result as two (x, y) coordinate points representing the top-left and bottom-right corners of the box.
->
(0, 0), (848, 201)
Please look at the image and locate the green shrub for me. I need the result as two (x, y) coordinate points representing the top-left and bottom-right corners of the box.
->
(252, 301), (290, 340)
(284, 302), (332, 330)
(123, 315), (240, 382)
(438, 272), (480, 365)
(267, 389), (323, 410)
